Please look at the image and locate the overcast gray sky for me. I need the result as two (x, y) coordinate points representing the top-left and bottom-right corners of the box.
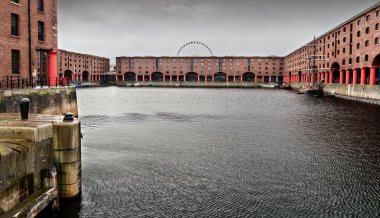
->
(58, 0), (378, 64)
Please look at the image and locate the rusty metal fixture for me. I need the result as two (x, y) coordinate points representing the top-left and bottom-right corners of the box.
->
(63, 112), (74, 122)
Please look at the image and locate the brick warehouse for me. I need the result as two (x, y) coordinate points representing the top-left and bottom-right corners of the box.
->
(0, 0), (109, 86)
(117, 3), (380, 85)
(116, 56), (284, 83)
(284, 2), (380, 86)
(0, 0), (58, 85)
(58, 50), (109, 82)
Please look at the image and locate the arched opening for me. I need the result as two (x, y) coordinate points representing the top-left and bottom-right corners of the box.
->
(331, 62), (340, 83)
(152, 72), (163, 81)
(298, 71), (302, 82)
(186, 72), (198, 81)
(242, 72), (255, 82)
(214, 72), (227, 82)
(372, 54), (380, 85)
(124, 72), (136, 81)
(82, 71), (89, 81)
(64, 70), (73, 82)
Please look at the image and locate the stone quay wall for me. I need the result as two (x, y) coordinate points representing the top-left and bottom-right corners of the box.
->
(0, 88), (78, 117)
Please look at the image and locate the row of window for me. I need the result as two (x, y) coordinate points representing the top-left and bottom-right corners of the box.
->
(11, 0), (44, 12)
(11, 13), (45, 41)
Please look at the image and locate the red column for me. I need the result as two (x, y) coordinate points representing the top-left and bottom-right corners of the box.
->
(198, 74), (200, 82)
(205, 74), (207, 82)
(47, 50), (59, 86)
(240, 75), (243, 82)
(317, 73), (320, 82)
(346, 69), (351, 84)
(149, 74), (152, 81)
(370, 66), (377, 85)
(329, 71), (333, 84)
(143, 75), (145, 82)
(122, 74), (125, 81)
(212, 74), (215, 82)
(353, 69), (358, 85)
(361, 68), (367, 85)
(255, 74), (258, 82)
(226, 75), (229, 82)
(339, 70), (344, 84)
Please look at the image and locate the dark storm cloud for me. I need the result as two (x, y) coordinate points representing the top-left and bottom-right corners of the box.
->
(58, 0), (378, 64)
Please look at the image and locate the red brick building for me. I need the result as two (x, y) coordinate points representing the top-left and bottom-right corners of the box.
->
(116, 56), (284, 82)
(117, 3), (380, 85)
(58, 50), (109, 82)
(284, 3), (380, 85)
(0, 0), (59, 85)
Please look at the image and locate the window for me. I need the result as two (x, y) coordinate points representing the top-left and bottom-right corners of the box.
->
(357, 19), (361, 25)
(377, 10), (379, 17)
(365, 55), (369, 62)
(366, 15), (370, 21)
(11, 13), (19, 36)
(356, 56), (360, 63)
(11, 50), (20, 74)
(376, 23), (379, 30)
(375, 37), (379, 45)
(365, 40), (369, 47)
(38, 21), (44, 41)
(343, 48), (346, 53)
(38, 0), (44, 12)
(357, 43), (360, 49)
(366, 27), (370, 34)
(342, 59), (346, 65)
(343, 37), (346, 43)
(11, 0), (19, 3)
(357, 31), (361, 37)
(343, 27), (346, 32)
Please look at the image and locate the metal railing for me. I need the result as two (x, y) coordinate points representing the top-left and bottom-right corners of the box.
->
(0, 75), (73, 90)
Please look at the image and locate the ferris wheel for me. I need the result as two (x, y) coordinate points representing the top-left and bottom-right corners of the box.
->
(177, 41), (214, 57)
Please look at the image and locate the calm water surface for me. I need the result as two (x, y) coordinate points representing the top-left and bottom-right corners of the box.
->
(58, 87), (380, 217)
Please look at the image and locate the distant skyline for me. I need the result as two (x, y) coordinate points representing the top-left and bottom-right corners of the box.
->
(58, 0), (378, 64)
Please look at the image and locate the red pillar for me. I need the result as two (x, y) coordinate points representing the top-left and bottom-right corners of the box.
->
(143, 75), (145, 82)
(212, 74), (214, 82)
(353, 69), (358, 85)
(205, 74), (207, 82)
(47, 50), (59, 86)
(361, 68), (367, 85)
(370, 66), (377, 85)
(317, 73), (321, 82)
(329, 71), (333, 84)
(339, 70), (344, 84)
(255, 74), (258, 82)
(149, 74), (152, 81)
(198, 74), (200, 82)
(346, 69), (351, 84)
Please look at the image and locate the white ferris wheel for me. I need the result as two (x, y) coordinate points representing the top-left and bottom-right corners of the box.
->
(177, 41), (214, 57)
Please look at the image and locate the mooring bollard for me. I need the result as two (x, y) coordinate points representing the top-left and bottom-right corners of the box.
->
(19, 98), (30, 120)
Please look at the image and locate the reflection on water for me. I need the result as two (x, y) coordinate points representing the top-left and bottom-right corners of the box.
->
(57, 87), (380, 217)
